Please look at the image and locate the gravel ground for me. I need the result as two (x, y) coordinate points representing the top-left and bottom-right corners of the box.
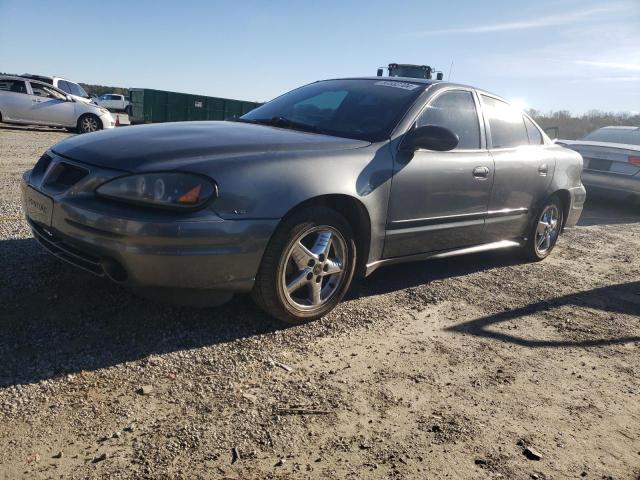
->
(1, 125), (639, 479)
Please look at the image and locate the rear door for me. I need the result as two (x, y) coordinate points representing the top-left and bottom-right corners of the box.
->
(480, 94), (555, 241)
(384, 88), (494, 257)
(0, 78), (32, 122)
(26, 82), (76, 127)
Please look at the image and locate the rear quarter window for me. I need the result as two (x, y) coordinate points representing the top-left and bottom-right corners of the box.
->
(524, 117), (544, 145)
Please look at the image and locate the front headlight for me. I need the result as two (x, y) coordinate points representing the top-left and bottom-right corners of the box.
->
(96, 172), (217, 210)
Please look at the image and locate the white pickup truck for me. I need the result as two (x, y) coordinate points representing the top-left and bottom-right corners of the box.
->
(96, 93), (130, 112)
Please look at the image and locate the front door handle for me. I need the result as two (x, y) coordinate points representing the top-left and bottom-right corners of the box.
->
(538, 163), (548, 176)
(473, 166), (490, 179)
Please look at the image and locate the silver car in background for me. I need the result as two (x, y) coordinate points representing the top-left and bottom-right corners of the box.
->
(558, 127), (640, 202)
(0, 75), (114, 133)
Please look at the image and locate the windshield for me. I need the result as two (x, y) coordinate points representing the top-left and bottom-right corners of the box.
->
(582, 127), (640, 146)
(67, 81), (89, 98)
(240, 79), (427, 142)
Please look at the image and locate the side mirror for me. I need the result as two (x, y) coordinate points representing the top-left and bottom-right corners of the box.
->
(376, 68), (383, 77)
(400, 125), (459, 152)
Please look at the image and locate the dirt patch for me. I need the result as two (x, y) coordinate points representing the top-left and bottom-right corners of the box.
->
(1, 126), (639, 479)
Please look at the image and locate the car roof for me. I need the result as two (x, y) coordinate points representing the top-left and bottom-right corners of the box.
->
(322, 77), (508, 101)
(0, 74), (64, 90)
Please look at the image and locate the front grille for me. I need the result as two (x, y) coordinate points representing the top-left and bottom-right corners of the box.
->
(53, 163), (88, 187)
(30, 153), (53, 183)
(42, 162), (89, 192)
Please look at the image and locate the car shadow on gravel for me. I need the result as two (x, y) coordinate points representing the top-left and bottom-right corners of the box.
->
(0, 238), (284, 388)
(0, 124), (68, 134)
(350, 248), (523, 298)
(445, 281), (640, 348)
(0, 237), (527, 388)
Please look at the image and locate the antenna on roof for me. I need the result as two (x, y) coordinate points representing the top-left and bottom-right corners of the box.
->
(448, 61), (454, 81)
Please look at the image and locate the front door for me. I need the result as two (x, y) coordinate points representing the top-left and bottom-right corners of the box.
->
(384, 89), (494, 258)
(26, 82), (76, 127)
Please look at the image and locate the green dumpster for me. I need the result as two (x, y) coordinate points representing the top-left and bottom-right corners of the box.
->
(129, 88), (261, 125)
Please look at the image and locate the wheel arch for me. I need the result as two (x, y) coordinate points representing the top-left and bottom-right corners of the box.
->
(77, 112), (103, 131)
(552, 189), (571, 230)
(278, 194), (372, 277)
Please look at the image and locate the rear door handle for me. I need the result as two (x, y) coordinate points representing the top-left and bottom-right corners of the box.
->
(538, 163), (548, 176)
(473, 166), (490, 179)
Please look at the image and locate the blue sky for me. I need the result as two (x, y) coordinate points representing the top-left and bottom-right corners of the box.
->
(1, 0), (638, 113)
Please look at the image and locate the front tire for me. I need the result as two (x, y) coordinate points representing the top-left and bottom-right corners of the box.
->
(523, 195), (563, 261)
(76, 114), (101, 134)
(252, 206), (356, 324)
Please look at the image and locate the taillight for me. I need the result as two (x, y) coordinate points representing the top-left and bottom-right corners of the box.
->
(629, 156), (640, 166)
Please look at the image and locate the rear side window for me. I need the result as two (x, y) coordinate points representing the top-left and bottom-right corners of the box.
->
(481, 95), (529, 148)
(0, 79), (27, 94)
(416, 90), (481, 149)
(524, 117), (543, 145)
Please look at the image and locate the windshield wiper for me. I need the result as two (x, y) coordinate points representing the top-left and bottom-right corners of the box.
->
(250, 116), (320, 133)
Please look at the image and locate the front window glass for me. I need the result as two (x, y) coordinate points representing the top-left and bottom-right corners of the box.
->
(30, 83), (67, 100)
(241, 79), (427, 142)
(416, 90), (480, 149)
(582, 128), (640, 146)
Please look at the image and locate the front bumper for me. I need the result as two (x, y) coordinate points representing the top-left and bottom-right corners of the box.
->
(21, 162), (278, 292)
(99, 111), (115, 129)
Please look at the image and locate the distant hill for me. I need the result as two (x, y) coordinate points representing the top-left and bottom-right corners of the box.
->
(529, 109), (640, 140)
(79, 84), (128, 96)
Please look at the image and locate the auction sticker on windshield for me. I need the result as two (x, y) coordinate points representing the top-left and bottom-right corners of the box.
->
(374, 81), (420, 91)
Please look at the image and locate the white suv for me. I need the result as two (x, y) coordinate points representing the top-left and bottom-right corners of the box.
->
(0, 75), (114, 133)
(96, 93), (130, 112)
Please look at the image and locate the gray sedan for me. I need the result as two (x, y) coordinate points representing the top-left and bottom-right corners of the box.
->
(558, 126), (640, 203)
(21, 78), (585, 323)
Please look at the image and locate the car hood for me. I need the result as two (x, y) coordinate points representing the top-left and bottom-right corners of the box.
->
(52, 121), (370, 171)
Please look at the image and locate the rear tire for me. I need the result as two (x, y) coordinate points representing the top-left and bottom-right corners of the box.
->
(522, 195), (563, 261)
(76, 114), (101, 134)
(252, 206), (356, 324)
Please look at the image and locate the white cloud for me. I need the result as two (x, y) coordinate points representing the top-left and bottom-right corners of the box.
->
(573, 60), (640, 72)
(410, 6), (626, 36)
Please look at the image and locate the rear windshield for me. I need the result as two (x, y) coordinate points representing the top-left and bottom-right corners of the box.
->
(582, 127), (640, 146)
(241, 79), (427, 142)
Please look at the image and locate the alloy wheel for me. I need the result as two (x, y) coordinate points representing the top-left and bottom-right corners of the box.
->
(280, 226), (347, 311)
(81, 116), (99, 132)
(535, 204), (560, 255)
